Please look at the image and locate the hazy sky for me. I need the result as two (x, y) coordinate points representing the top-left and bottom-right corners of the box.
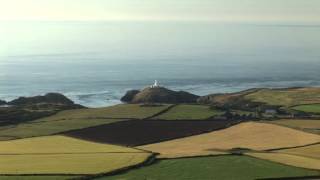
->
(0, 0), (319, 22)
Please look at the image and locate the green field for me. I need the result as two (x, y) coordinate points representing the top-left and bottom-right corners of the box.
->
(267, 119), (320, 134)
(0, 136), (151, 175)
(98, 156), (320, 180)
(0, 104), (171, 140)
(292, 104), (320, 114)
(153, 105), (223, 120)
(245, 88), (320, 107)
(0, 118), (124, 140)
(35, 104), (171, 120)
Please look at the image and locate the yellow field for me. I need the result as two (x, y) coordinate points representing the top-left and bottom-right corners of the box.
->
(247, 152), (320, 170)
(139, 122), (320, 158)
(267, 119), (320, 134)
(0, 136), (151, 175)
(0, 153), (149, 175)
(276, 144), (320, 159)
(245, 88), (320, 107)
(0, 176), (78, 180)
(0, 135), (141, 154)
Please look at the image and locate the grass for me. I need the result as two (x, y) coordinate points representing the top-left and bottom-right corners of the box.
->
(0, 119), (125, 140)
(0, 104), (170, 140)
(35, 104), (171, 120)
(245, 88), (320, 107)
(0, 135), (142, 153)
(292, 104), (320, 114)
(139, 122), (320, 158)
(276, 144), (320, 159)
(0, 176), (79, 180)
(0, 135), (151, 175)
(247, 152), (320, 170)
(98, 155), (320, 180)
(267, 119), (320, 134)
(0, 153), (150, 175)
(231, 110), (253, 116)
(153, 105), (223, 120)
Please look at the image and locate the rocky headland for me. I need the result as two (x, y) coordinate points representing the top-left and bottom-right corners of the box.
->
(0, 93), (84, 125)
(0, 100), (6, 106)
(121, 87), (199, 104)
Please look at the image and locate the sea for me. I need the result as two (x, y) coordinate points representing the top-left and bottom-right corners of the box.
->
(1, 21), (320, 107)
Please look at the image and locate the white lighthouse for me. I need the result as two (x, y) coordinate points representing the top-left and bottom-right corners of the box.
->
(150, 80), (160, 88)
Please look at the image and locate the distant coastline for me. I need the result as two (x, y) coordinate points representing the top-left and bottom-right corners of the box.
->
(2, 84), (320, 108)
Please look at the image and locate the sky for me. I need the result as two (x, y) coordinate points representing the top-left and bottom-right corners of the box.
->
(0, 0), (319, 23)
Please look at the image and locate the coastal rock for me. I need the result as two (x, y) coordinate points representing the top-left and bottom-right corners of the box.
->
(122, 87), (199, 104)
(8, 93), (74, 106)
(120, 90), (140, 102)
(0, 100), (6, 105)
(1, 93), (84, 126)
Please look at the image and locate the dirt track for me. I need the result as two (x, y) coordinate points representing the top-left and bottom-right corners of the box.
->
(64, 119), (240, 146)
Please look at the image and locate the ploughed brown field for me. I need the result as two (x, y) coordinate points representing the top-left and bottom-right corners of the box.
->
(64, 119), (240, 146)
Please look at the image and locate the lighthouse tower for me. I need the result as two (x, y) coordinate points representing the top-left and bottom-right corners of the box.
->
(150, 80), (160, 88)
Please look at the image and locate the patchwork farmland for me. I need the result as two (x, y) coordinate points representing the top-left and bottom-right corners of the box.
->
(1, 88), (320, 179)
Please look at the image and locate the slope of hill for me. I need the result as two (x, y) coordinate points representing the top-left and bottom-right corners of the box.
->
(197, 88), (261, 106)
(245, 87), (320, 107)
(198, 87), (320, 110)
(139, 122), (320, 158)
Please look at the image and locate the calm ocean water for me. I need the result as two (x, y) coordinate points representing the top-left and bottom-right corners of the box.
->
(0, 21), (320, 107)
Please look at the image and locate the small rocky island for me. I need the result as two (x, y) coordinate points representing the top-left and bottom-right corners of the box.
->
(121, 81), (199, 104)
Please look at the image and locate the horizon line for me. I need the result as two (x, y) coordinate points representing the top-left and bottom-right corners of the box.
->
(1, 19), (320, 26)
